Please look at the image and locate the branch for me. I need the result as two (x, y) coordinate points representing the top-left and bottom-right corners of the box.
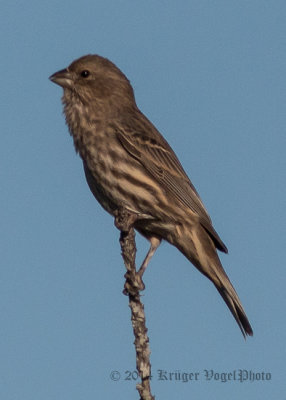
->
(115, 208), (155, 400)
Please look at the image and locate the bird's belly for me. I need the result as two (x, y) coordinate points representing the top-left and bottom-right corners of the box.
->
(82, 144), (182, 223)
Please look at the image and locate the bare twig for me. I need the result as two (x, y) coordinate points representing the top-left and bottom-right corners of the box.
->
(115, 208), (155, 400)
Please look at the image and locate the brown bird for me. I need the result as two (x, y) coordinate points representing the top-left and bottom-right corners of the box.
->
(49, 54), (253, 338)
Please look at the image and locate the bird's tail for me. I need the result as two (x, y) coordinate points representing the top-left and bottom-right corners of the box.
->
(215, 283), (253, 338)
(171, 223), (253, 338)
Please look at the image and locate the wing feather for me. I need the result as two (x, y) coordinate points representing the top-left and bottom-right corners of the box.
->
(114, 111), (228, 253)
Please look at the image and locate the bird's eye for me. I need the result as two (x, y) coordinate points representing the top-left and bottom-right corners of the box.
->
(80, 70), (90, 78)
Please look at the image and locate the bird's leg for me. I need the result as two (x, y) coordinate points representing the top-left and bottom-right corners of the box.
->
(133, 236), (161, 291)
(138, 236), (161, 279)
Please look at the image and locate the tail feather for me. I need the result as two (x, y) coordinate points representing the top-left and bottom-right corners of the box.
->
(216, 285), (253, 338)
(172, 223), (253, 338)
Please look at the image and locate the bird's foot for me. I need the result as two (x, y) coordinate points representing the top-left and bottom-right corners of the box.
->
(123, 271), (145, 296)
(114, 208), (138, 232)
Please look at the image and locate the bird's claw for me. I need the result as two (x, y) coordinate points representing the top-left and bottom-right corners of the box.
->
(123, 271), (145, 296)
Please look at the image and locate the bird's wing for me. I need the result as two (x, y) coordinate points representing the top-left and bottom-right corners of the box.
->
(114, 112), (228, 253)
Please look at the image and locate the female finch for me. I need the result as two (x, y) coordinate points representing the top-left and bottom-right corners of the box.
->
(50, 54), (253, 338)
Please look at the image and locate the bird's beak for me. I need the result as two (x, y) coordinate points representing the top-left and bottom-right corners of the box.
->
(49, 68), (73, 89)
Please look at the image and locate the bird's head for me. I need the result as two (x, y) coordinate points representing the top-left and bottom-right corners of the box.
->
(49, 54), (135, 107)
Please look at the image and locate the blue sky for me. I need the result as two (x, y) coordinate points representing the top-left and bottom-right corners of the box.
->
(1, 1), (285, 399)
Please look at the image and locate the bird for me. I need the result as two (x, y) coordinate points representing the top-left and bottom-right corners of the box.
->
(49, 54), (253, 338)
